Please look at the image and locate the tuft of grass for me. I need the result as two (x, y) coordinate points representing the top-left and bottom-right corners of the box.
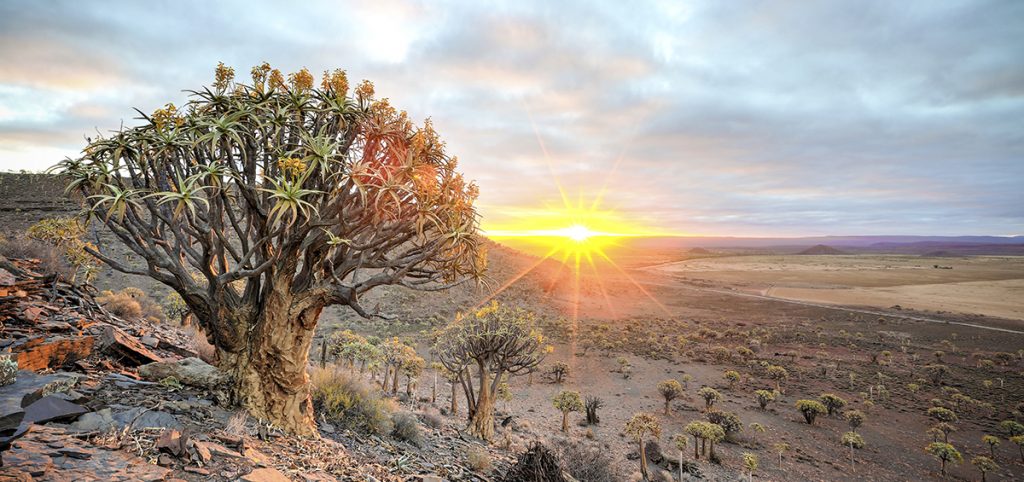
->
(391, 411), (424, 447)
(466, 445), (492, 473)
(310, 366), (395, 436)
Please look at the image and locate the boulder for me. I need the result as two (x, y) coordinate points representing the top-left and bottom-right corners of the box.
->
(94, 325), (163, 367)
(138, 357), (225, 389)
(0, 371), (79, 432)
(12, 335), (95, 371)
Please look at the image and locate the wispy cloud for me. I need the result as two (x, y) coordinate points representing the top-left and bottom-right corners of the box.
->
(0, 0), (1021, 235)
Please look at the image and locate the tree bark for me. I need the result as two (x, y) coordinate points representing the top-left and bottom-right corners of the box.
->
(218, 291), (321, 436)
(469, 364), (495, 440)
(391, 366), (400, 394)
(450, 380), (458, 415)
(639, 438), (649, 480)
(561, 411), (569, 432)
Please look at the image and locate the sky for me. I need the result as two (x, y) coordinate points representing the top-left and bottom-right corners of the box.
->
(0, 0), (1021, 236)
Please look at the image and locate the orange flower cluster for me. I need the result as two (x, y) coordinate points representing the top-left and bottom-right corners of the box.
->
(214, 62), (235, 92)
(355, 80), (375, 101)
(277, 157), (307, 177)
(321, 69), (349, 97)
(288, 68), (314, 93)
(152, 103), (184, 131)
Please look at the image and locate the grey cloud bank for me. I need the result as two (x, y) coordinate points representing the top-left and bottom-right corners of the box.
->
(0, 0), (1021, 235)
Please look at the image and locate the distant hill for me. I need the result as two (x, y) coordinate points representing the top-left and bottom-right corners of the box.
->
(688, 247), (713, 255)
(798, 244), (847, 255)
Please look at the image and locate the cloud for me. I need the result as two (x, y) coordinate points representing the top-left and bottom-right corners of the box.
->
(0, 0), (1021, 235)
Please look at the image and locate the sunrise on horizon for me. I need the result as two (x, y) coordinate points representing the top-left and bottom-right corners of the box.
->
(0, 2), (1022, 481)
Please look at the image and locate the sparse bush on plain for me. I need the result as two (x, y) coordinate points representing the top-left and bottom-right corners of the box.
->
(845, 410), (865, 432)
(723, 370), (741, 389)
(548, 361), (570, 383)
(706, 410), (742, 439)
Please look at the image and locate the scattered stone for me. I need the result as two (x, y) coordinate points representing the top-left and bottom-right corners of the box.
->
(138, 357), (225, 389)
(111, 407), (182, 430)
(184, 466), (210, 476)
(242, 467), (291, 482)
(156, 429), (185, 456)
(0, 371), (79, 432)
(140, 335), (159, 348)
(69, 409), (116, 432)
(22, 395), (87, 425)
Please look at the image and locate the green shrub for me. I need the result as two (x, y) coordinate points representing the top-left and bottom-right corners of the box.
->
(310, 366), (395, 436)
(0, 356), (17, 387)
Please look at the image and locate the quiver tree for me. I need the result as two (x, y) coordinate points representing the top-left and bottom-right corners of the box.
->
(754, 389), (776, 410)
(54, 63), (484, 435)
(402, 353), (425, 396)
(925, 442), (962, 477)
(819, 393), (847, 416)
(625, 413), (661, 481)
(971, 456), (998, 482)
(697, 387), (721, 411)
(434, 302), (544, 440)
(584, 396), (602, 424)
(845, 409), (865, 432)
(796, 399), (827, 425)
(552, 390), (583, 432)
(657, 379), (683, 415)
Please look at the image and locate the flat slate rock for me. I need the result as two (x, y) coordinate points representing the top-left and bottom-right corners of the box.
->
(22, 396), (87, 425)
(4, 425), (171, 481)
(0, 372), (79, 432)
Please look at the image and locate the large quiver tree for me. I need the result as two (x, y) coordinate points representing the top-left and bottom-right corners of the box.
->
(433, 302), (544, 440)
(54, 63), (484, 434)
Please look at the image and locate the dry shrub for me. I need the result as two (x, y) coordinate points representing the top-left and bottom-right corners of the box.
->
(418, 409), (443, 430)
(310, 366), (395, 436)
(501, 441), (567, 482)
(466, 445), (492, 473)
(558, 441), (619, 482)
(0, 235), (70, 278)
(97, 290), (143, 319)
(225, 411), (249, 437)
(391, 411), (423, 447)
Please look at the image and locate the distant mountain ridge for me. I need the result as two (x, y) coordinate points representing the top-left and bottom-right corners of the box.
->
(627, 235), (1024, 250)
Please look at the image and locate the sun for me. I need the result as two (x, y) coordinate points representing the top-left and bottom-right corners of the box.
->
(560, 224), (596, 242)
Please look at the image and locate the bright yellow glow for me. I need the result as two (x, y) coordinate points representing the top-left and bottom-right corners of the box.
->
(561, 224), (594, 242)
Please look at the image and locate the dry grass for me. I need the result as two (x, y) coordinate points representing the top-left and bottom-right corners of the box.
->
(310, 365), (396, 436)
(465, 445), (492, 473)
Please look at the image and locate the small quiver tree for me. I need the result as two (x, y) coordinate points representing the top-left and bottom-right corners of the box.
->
(625, 413), (661, 481)
(552, 390), (583, 433)
(697, 387), (721, 411)
(971, 456), (997, 482)
(434, 302), (544, 440)
(671, 433), (688, 482)
(755, 389), (776, 410)
(55, 63), (484, 434)
(925, 442), (962, 477)
(841, 431), (864, 468)
(657, 379), (683, 415)
(796, 400), (827, 425)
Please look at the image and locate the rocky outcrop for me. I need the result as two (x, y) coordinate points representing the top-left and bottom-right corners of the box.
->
(138, 357), (225, 389)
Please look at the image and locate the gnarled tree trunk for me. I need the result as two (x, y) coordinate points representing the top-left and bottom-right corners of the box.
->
(470, 363), (495, 440)
(214, 284), (322, 436)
